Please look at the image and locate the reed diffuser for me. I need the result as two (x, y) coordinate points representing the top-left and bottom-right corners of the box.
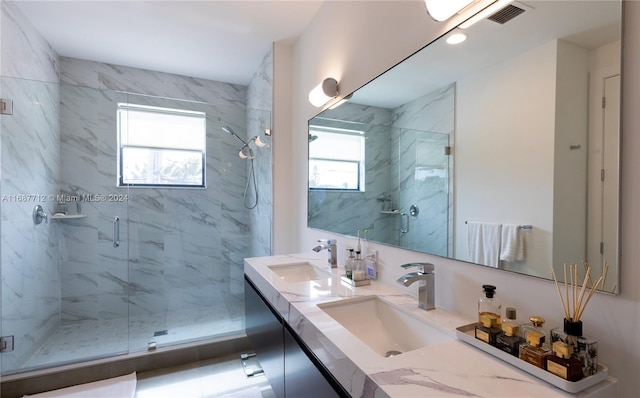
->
(550, 263), (604, 376)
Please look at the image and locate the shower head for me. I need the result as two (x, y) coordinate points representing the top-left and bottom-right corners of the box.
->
(222, 125), (248, 146)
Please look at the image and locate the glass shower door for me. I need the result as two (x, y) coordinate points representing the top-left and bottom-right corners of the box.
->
(396, 128), (451, 255)
(0, 77), (131, 374)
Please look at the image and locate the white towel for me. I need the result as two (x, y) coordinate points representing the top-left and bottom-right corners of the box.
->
(467, 222), (502, 267)
(500, 224), (524, 262)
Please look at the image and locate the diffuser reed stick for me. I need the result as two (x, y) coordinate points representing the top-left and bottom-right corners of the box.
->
(550, 263), (604, 323)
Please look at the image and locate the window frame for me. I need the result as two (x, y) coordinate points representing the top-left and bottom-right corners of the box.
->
(308, 125), (365, 192)
(117, 103), (206, 188)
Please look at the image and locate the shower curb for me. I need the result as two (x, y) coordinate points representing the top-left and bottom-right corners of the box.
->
(0, 333), (251, 398)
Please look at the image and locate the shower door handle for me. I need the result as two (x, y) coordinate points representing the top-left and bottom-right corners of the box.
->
(113, 216), (120, 248)
(400, 212), (409, 234)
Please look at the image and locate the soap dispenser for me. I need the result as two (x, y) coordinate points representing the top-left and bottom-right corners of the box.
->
(344, 249), (355, 279)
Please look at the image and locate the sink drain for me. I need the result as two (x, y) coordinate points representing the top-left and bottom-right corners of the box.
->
(385, 350), (402, 358)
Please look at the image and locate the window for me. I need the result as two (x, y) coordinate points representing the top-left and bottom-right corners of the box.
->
(308, 126), (365, 191)
(117, 103), (206, 187)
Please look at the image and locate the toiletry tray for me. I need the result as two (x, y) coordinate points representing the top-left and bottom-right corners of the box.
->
(340, 275), (370, 286)
(456, 323), (608, 393)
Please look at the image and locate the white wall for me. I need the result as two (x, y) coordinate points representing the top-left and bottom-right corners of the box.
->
(455, 40), (558, 277)
(277, 1), (640, 396)
(553, 40), (589, 270)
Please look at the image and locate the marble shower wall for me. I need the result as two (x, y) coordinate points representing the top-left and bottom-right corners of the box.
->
(308, 84), (454, 254)
(308, 103), (396, 245)
(59, 58), (260, 338)
(246, 50), (273, 258)
(391, 84), (455, 256)
(0, 1), (61, 372)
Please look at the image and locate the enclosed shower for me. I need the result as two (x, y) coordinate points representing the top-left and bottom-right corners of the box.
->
(0, 1), (273, 377)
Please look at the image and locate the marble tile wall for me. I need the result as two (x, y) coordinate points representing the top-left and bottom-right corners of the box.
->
(307, 103), (396, 245)
(58, 60), (254, 344)
(391, 84), (455, 256)
(2, 0), (272, 370)
(246, 50), (273, 257)
(307, 84), (454, 254)
(1, 1), (61, 372)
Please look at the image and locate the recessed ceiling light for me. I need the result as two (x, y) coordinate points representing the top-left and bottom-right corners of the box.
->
(446, 32), (467, 45)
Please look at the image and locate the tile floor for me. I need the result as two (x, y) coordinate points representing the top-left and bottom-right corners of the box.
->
(135, 352), (275, 398)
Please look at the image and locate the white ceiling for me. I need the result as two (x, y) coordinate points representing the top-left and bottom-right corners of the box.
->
(13, 0), (325, 85)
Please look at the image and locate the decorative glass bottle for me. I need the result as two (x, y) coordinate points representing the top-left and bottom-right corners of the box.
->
(546, 341), (584, 381)
(519, 315), (551, 369)
(519, 329), (551, 369)
(550, 319), (598, 376)
(478, 285), (502, 326)
(475, 312), (501, 346)
(495, 307), (525, 356)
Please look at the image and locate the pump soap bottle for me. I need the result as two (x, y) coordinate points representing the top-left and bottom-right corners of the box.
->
(345, 249), (355, 279)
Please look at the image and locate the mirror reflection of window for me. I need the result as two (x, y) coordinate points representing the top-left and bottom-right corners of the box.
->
(308, 127), (365, 191)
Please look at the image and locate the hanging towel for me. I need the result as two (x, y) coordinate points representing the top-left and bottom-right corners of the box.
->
(500, 224), (524, 262)
(467, 222), (502, 268)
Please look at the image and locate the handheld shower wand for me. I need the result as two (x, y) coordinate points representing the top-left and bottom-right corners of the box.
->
(222, 126), (259, 209)
(222, 125), (248, 146)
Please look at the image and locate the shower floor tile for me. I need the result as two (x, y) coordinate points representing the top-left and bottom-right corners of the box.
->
(21, 306), (244, 371)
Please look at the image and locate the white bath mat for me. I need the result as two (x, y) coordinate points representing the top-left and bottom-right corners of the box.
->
(23, 372), (136, 398)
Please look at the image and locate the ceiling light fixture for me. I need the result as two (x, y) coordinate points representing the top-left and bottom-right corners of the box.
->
(425, 0), (476, 22)
(309, 78), (339, 107)
(459, 0), (514, 29)
(446, 32), (468, 45)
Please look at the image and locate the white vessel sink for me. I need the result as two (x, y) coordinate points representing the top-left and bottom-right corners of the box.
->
(318, 295), (452, 358)
(267, 262), (331, 283)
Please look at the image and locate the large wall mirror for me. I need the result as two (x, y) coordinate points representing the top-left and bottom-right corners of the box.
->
(308, 0), (621, 293)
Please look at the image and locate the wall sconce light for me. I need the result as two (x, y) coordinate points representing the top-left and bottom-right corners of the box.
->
(425, 0), (476, 22)
(309, 78), (339, 107)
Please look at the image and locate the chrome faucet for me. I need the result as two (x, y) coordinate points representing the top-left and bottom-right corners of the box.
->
(396, 262), (435, 310)
(312, 239), (337, 268)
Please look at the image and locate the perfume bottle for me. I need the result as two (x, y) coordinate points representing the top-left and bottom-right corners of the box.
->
(521, 315), (549, 348)
(550, 319), (598, 376)
(495, 307), (526, 356)
(475, 312), (501, 346)
(546, 341), (584, 381)
(519, 329), (551, 369)
(478, 285), (502, 326)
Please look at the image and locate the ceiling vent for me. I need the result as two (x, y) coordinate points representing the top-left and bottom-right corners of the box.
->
(487, 3), (527, 25)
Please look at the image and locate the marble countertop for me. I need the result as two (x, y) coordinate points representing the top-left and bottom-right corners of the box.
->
(244, 254), (616, 397)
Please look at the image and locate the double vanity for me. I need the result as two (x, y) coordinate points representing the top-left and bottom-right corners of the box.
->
(244, 254), (617, 397)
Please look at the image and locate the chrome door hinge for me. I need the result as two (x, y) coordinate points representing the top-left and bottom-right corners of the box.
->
(0, 98), (13, 115)
(0, 336), (15, 353)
